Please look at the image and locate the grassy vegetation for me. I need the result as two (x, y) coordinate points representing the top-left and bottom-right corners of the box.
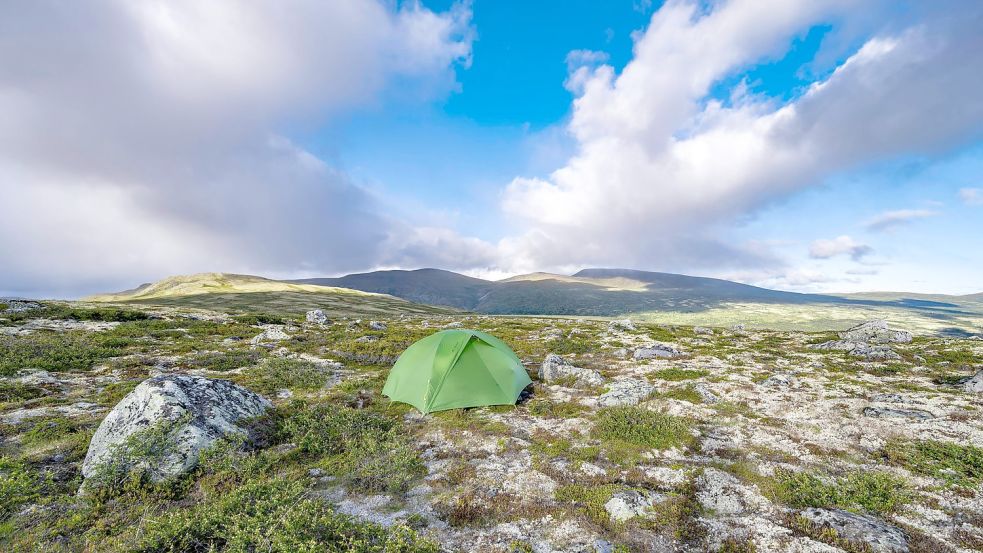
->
(591, 407), (694, 462)
(0, 457), (40, 522)
(0, 331), (127, 376)
(186, 350), (261, 372)
(773, 469), (910, 515)
(555, 483), (626, 527)
(883, 438), (983, 488)
(234, 358), (331, 396)
(651, 368), (708, 381)
(2, 304), (150, 324)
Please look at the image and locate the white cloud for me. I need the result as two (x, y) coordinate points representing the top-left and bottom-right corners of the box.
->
(809, 236), (873, 261)
(0, 0), (474, 297)
(959, 187), (983, 205)
(500, 0), (983, 275)
(864, 209), (941, 231)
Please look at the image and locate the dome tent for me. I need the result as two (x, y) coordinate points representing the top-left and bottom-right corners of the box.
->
(382, 329), (532, 414)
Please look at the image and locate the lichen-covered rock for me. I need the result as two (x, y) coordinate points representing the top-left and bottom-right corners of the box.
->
(305, 309), (328, 325)
(604, 490), (663, 522)
(597, 379), (654, 406)
(249, 325), (290, 345)
(799, 508), (909, 553)
(696, 468), (770, 515)
(840, 320), (912, 344)
(632, 342), (685, 360)
(539, 354), (605, 388)
(608, 319), (636, 332)
(82, 375), (271, 483)
(693, 382), (720, 404)
(964, 370), (983, 393)
(693, 326), (714, 335)
(760, 373), (796, 388)
(369, 320), (387, 331)
(863, 406), (934, 420)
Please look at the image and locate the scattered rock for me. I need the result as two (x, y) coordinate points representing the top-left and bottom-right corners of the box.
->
(693, 383), (720, 404)
(444, 321), (463, 328)
(633, 342), (685, 360)
(305, 309), (329, 325)
(871, 393), (903, 403)
(963, 370), (983, 393)
(0, 299), (41, 313)
(355, 335), (379, 343)
(249, 325), (290, 346)
(2, 402), (104, 425)
(82, 375), (271, 483)
(369, 321), (387, 331)
(539, 354), (605, 388)
(693, 326), (714, 335)
(597, 379), (654, 407)
(696, 468), (768, 515)
(604, 490), (662, 522)
(799, 508), (909, 553)
(760, 374), (796, 388)
(608, 319), (636, 332)
(841, 320), (912, 344)
(863, 406), (934, 420)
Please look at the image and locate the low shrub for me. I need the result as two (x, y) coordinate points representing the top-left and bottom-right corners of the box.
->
(774, 469), (909, 515)
(884, 438), (983, 488)
(592, 406), (695, 455)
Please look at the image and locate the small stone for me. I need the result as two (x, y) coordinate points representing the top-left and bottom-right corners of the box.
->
(276, 389), (293, 399)
(249, 325), (290, 345)
(871, 393), (903, 403)
(693, 326), (714, 335)
(444, 321), (463, 328)
(693, 383), (720, 404)
(305, 309), (329, 325)
(608, 319), (636, 331)
(308, 468), (325, 478)
(604, 490), (660, 522)
(369, 321), (387, 331)
(760, 374), (795, 388)
(841, 320), (912, 344)
(539, 354), (605, 388)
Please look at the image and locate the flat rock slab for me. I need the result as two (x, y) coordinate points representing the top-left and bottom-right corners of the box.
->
(633, 342), (685, 360)
(863, 406), (934, 420)
(597, 379), (655, 407)
(800, 508), (909, 553)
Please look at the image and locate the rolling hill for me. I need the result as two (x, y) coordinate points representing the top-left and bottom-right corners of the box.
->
(85, 273), (456, 317)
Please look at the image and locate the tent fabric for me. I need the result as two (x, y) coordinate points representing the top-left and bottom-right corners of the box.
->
(382, 329), (532, 414)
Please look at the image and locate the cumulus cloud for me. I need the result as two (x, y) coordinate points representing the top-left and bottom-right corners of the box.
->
(959, 187), (983, 205)
(809, 236), (873, 261)
(864, 209), (940, 231)
(0, 0), (474, 297)
(501, 0), (983, 275)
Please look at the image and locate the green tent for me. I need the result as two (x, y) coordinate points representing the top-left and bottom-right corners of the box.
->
(382, 329), (532, 414)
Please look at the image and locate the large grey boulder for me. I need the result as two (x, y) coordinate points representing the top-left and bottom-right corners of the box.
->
(82, 375), (271, 483)
(799, 508), (909, 553)
(863, 406), (933, 420)
(539, 354), (605, 388)
(633, 342), (685, 360)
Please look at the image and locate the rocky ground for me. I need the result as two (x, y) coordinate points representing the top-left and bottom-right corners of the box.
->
(0, 300), (981, 552)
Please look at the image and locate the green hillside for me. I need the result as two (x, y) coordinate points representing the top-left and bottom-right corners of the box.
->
(86, 273), (456, 317)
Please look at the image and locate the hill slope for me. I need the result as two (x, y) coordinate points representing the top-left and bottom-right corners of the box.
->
(86, 273), (456, 317)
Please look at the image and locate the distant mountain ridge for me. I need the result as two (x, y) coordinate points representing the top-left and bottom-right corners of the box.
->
(291, 267), (850, 316)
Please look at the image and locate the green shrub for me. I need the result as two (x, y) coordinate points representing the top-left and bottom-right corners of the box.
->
(3, 304), (149, 323)
(591, 406), (694, 461)
(652, 368), (708, 381)
(555, 484), (625, 527)
(237, 358), (331, 396)
(774, 469), (909, 514)
(278, 404), (424, 494)
(0, 331), (127, 376)
(0, 381), (47, 403)
(884, 438), (983, 488)
(0, 457), (40, 521)
(659, 385), (703, 403)
(526, 398), (588, 418)
(232, 313), (285, 325)
(187, 350), (260, 372)
(130, 478), (438, 553)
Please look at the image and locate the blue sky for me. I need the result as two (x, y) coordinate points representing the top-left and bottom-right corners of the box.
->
(1, 0), (981, 297)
